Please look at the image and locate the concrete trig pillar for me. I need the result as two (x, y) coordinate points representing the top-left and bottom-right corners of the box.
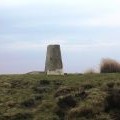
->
(45, 44), (64, 75)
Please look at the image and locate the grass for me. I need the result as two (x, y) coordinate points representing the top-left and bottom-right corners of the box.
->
(0, 73), (120, 120)
(100, 58), (120, 73)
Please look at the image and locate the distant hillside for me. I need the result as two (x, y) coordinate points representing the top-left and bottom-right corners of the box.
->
(26, 71), (45, 74)
(0, 73), (120, 120)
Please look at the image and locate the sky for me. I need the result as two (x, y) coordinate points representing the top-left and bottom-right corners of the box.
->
(0, 0), (120, 74)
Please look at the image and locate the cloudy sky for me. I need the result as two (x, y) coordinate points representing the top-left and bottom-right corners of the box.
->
(0, 0), (120, 74)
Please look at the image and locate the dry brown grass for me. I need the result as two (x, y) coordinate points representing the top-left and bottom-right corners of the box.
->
(84, 69), (96, 74)
(100, 58), (120, 73)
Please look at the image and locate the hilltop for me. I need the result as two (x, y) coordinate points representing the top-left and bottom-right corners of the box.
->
(0, 73), (120, 120)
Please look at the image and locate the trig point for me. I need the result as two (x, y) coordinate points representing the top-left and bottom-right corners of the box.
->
(45, 44), (64, 75)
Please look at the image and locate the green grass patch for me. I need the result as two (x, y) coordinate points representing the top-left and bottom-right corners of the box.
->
(0, 73), (120, 120)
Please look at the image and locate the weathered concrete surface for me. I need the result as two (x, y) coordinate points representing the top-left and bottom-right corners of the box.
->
(45, 45), (64, 75)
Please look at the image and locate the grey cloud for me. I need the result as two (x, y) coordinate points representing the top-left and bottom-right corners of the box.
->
(0, 1), (120, 74)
